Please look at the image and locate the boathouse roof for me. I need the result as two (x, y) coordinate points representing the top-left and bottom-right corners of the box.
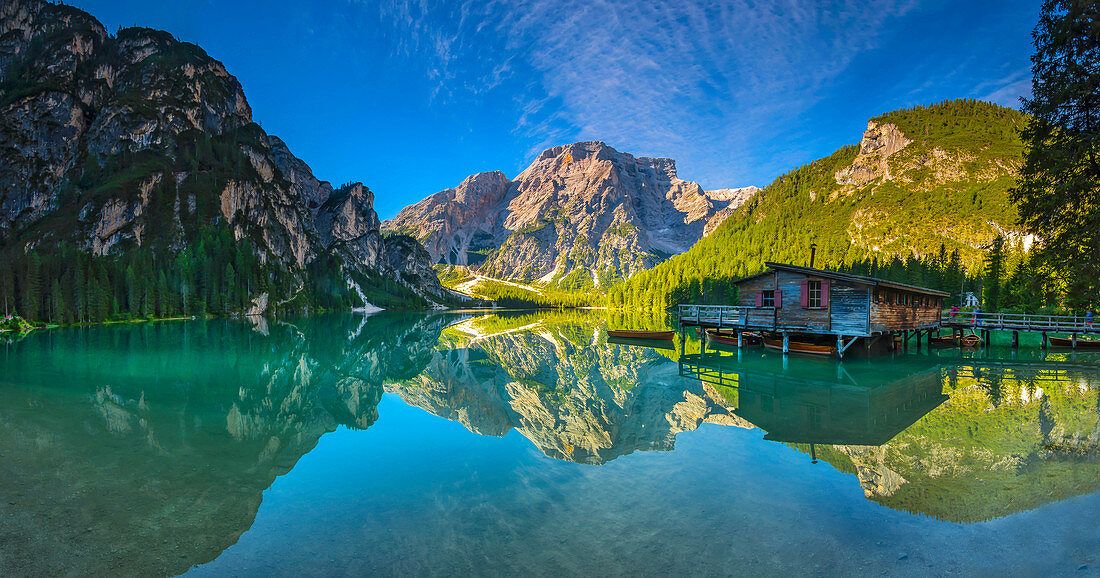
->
(735, 262), (950, 297)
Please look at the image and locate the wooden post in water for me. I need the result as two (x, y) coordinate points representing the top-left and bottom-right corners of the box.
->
(737, 332), (743, 348)
(1011, 330), (1018, 348)
(782, 332), (790, 355)
(1073, 333), (1078, 349)
(1041, 332), (1048, 349)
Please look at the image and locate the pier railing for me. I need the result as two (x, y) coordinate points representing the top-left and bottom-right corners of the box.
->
(677, 305), (777, 329)
(942, 311), (1097, 334)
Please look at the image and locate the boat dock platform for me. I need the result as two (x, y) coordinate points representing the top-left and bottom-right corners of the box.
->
(678, 305), (1100, 356)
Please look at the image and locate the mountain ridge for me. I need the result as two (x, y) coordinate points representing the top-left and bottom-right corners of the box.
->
(383, 140), (758, 289)
(0, 0), (448, 322)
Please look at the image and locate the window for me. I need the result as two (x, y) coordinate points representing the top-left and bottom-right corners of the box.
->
(808, 280), (822, 308)
(762, 290), (775, 307)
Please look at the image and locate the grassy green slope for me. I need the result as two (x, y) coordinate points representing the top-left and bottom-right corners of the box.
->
(607, 99), (1027, 310)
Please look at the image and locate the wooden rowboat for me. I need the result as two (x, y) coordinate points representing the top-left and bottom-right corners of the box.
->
(608, 336), (676, 351)
(607, 329), (674, 341)
(705, 329), (763, 347)
(1049, 336), (1100, 349)
(763, 338), (837, 357)
(959, 334), (982, 348)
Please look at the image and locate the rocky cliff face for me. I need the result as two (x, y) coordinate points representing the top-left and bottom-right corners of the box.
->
(0, 0), (445, 309)
(384, 141), (757, 287)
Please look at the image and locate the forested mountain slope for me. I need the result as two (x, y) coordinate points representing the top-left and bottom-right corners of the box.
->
(607, 100), (1028, 309)
(0, 0), (447, 323)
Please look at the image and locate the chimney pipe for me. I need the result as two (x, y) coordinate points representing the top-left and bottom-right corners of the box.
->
(810, 243), (818, 268)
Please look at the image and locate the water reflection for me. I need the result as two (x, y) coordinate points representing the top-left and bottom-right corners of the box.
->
(386, 312), (746, 464)
(3, 311), (1100, 575)
(392, 312), (1100, 523)
(680, 344), (1100, 523)
(0, 313), (449, 576)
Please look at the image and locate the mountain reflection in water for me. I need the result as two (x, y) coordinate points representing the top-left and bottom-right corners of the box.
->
(2, 310), (1100, 575)
(0, 313), (446, 576)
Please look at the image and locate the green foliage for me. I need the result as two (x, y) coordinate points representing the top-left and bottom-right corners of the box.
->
(1012, 0), (1100, 309)
(606, 100), (1027, 311)
(983, 235), (1007, 311)
(435, 264), (474, 289)
(0, 315), (35, 333)
(558, 268), (595, 291)
(472, 280), (591, 309)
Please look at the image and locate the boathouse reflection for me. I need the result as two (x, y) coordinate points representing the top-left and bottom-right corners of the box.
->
(679, 345), (1100, 523)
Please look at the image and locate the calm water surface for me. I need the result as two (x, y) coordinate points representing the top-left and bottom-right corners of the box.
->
(2, 311), (1100, 576)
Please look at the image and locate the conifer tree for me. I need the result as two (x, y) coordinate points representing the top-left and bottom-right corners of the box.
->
(1013, 0), (1100, 307)
(983, 236), (1007, 311)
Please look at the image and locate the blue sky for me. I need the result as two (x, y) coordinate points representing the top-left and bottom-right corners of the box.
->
(71, 0), (1039, 219)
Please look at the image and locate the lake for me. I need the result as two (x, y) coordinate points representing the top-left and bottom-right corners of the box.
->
(2, 310), (1099, 576)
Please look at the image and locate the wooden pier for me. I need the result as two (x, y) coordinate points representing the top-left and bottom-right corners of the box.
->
(679, 263), (1097, 359)
(678, 305), (1100, 357)
(940, 311), (1098, 348)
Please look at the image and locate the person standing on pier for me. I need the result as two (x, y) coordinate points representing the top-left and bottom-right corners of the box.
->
(973, 306), (983, 326)
(1087, 310), (1094, 329)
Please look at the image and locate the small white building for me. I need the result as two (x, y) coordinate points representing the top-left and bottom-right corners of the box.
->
(960, 291), (980, 307)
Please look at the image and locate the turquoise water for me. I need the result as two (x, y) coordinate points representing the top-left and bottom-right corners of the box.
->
(1, 311), (1099, 576)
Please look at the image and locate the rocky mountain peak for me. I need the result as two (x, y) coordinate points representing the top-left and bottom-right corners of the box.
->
(834, 121), (913, 187)
(385, 140), (756, 287)
(0, 0), (448, 313)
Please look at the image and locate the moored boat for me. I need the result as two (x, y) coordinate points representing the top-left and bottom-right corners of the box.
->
(1049, 336), (1100, 349)
(608, 336), (676, 350)
(607, 329), (674, 341)
(763, 337), (837, 357)
(959, 334), (982, 348)
(705, 329), (763, 347)
(930, 334), (957, 345)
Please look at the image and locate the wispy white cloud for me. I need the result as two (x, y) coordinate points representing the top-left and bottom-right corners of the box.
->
(974, 67), (1032, 108)
(366, 0), (927, 187)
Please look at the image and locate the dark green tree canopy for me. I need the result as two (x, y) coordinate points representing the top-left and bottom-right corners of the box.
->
(1014, 0), (1100, 306)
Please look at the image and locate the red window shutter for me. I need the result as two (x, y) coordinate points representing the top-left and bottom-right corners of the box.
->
(800, 281), (809, 308)
(821, 280), (830, 308)
(775, 290), (783, 308)
(755, 291), (763, 307)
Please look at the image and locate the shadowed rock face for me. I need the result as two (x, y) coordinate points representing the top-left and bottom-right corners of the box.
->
(383, 141), (757, 286)
(0, 0), (443, 303)
(0, 312), (450, 576)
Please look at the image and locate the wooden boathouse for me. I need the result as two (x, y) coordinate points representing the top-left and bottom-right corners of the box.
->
(679, 262), (949, 358)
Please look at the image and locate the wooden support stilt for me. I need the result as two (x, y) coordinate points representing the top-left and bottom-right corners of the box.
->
(782, 333), (790, 355)
(737, 332), (743, 348)
(837, 335), (844, 360)
(1072, 333), (1078, 349)
(1041, 332), (1048, 349)
(1011, 330), (1018, 348)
